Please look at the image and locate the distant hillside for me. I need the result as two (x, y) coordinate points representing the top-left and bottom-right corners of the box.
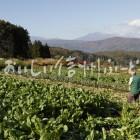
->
(50, 47), (140, 65)
(96, 51), (140, 65)
(49, 47), (100, 61)
(47, 37), (140, 53)
(89, 37), (140, 52)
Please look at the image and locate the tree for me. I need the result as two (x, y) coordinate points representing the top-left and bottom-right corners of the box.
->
(0, 20), (30, 58)
(40, 43), (51, 58)
(30, 41), (51, 58)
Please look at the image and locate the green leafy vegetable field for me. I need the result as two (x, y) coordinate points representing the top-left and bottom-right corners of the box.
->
(0, 75), (140, 140)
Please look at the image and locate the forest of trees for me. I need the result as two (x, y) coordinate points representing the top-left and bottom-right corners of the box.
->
(30, 41), (50, 58)
(0, 20), (51, 59)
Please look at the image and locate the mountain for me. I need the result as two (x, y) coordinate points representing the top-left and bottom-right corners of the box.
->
(31, 32), (115, 43)
(76, 32), (115, 41)
(88, 37), (140, 52)
(31, 35), (140, 53)
(47, 37), (140, 52)
(47, 39), (86, 50)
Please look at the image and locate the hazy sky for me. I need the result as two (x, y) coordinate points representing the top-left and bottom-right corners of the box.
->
(0, 0), (140, 39)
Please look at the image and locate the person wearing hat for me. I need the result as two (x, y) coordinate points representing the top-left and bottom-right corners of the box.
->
(128, 65), (140, 103)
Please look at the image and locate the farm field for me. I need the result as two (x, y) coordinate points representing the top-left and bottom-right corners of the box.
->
(0, 74), (140, 140)
(0, 59), (140, 139)
(0, 59), (130, 92)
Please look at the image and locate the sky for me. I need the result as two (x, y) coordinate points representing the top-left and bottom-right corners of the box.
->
(0, 0), (140, 39)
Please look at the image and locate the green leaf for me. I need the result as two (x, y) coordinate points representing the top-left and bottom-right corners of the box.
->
(63, 125), (68, 133)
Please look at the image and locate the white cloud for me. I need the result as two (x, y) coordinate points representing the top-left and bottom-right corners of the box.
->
(102, 19), (140, 38)
(128, 19), (140, 27)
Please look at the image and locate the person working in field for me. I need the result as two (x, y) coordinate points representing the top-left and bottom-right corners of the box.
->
(128, 65), (140, 103)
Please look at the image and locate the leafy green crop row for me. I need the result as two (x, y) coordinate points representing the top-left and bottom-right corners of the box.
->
(0, 63), (130, 91)
(0, 75), (140, 140)
(7, 66), (129, 92)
